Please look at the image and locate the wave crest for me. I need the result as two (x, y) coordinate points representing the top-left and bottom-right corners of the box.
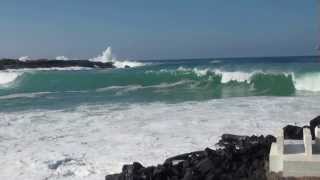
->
(90, 47), (145, 68)
(55, 56), (69, 61)
(147, 67), (320, 93)
(294, 73), (320, 92)
(0, 71), (22, 86)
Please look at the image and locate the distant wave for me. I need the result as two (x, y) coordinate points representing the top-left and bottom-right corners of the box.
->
(96, 80), (192, 93)
(0, 92), (52, 100)
(0, 67), (92, 86)
(210, 60), (222, 64)
(146, 67), (320, 93)
(55, 56), (69, 60)
(90, 47), (145, 68)
(0, 71), (22, 86)
(2, 67), (320, 99)
(11, 67), (93, 71)
(18, 56), (31, 61)
(174, 67), (254, 83)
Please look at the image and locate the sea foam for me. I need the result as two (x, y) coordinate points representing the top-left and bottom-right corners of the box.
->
(55, 56), (70, 61)
(173, 67), (320, 92)
(1, 96), (320, 179)
(294, 72), (320, 92)
(0, 71), (22, 86)
(90, 47), (145, 68)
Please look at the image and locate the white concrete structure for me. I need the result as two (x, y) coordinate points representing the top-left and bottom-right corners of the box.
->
(269, 126), (320, 177)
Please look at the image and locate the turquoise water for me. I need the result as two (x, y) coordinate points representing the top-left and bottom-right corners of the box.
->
(0, 56), (320, 111)
(1, 56), (320, 179)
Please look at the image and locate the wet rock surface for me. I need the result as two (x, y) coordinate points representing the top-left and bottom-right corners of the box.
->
(105, 135), (276, 180)
(0, 59), (114, 69)
(310, 116), (320, 139)
(283, 116), (320, 140)
(105, 117), (320, 180)
(283, 125), (304, 140)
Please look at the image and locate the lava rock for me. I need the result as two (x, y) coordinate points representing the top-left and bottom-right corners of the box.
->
(310, 116), (320, 139)
(283, 125), (303, 140)
(105, 116), (320, 180)
(105, 135), (276, 180)
(0, 59), (114, 69)
(105, 162), (145, 180)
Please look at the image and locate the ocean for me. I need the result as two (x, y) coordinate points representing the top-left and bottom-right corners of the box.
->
(1, 56), (320, 180)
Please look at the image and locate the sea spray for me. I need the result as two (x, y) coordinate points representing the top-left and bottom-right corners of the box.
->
(55, 56), (70, 61)
(294, 72), (320, 92)
(90, 47), (145, 68)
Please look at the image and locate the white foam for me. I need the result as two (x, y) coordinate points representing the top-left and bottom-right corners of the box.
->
(96, 80), (192, 93)
(0, 92), (52, 100)
(90, 46), (145, 68)
(294, 72), (320, 92)
(112, 60), (145, 68)
(176, 67), (253, 82)
(214, 70), (252, 83)
(1, 96), (319, 179)
(35, 67), (92, 71)
(0, 71), (22, 85)
(55, 56), (69, 61)
(193, 68), (210, 77)
(90, 47), (113, 63)
(18, 56), (31, 62)
(176, 67), (210, 77)
(148, 67), (320, 92)
(210, 60), (222, 64)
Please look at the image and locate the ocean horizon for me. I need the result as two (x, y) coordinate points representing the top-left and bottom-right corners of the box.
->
(0, 0), (318, 178)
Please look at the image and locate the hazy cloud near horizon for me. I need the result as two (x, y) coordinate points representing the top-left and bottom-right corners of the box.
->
(0, 0), (318, 60)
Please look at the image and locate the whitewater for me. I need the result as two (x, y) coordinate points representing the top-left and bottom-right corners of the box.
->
(0, 55), (320, 179)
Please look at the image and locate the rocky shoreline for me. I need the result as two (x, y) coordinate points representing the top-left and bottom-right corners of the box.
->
(105, 116), (320, 180)
(0, 59), (115, 70)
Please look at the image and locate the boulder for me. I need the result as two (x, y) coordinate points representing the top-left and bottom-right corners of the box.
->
(105, 135), (276, 180)
(105, 162), (145, 180)
(104, 116), (320, 180)
(283, 125), (303, 139)
(310, 116), (320, 139)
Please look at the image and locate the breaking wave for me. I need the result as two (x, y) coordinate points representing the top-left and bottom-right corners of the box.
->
(1, 67), (320, 101)
(294, 72), (320, 92)
(146, 67), (320, 94)
(90, 47), (145, 68)
(55, 56), (69, 61)
(18, 56), (31, 61)
(0, 71), (22, 86)
(0, 67), (91, 87)
(95, 80), (192, 93)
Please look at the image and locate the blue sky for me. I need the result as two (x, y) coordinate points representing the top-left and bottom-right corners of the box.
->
(0, 0), (318, 60)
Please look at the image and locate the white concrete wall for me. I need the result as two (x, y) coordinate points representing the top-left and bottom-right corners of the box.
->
(303, 128), (312, 158)
(316, 126), (320, 144)
(269, 129), (284, 173)
(283, 160), (320, 177)
(269, 143), (283, 173)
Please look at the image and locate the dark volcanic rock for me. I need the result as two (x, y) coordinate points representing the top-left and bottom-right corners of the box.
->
(282, 116), (320, 140)
(310, 116), (320, 139)
(0, 59), (114, 69)
(283, 125), (303, 140)
(105, 135), (276, 180)
(105, 116), (320, 180)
